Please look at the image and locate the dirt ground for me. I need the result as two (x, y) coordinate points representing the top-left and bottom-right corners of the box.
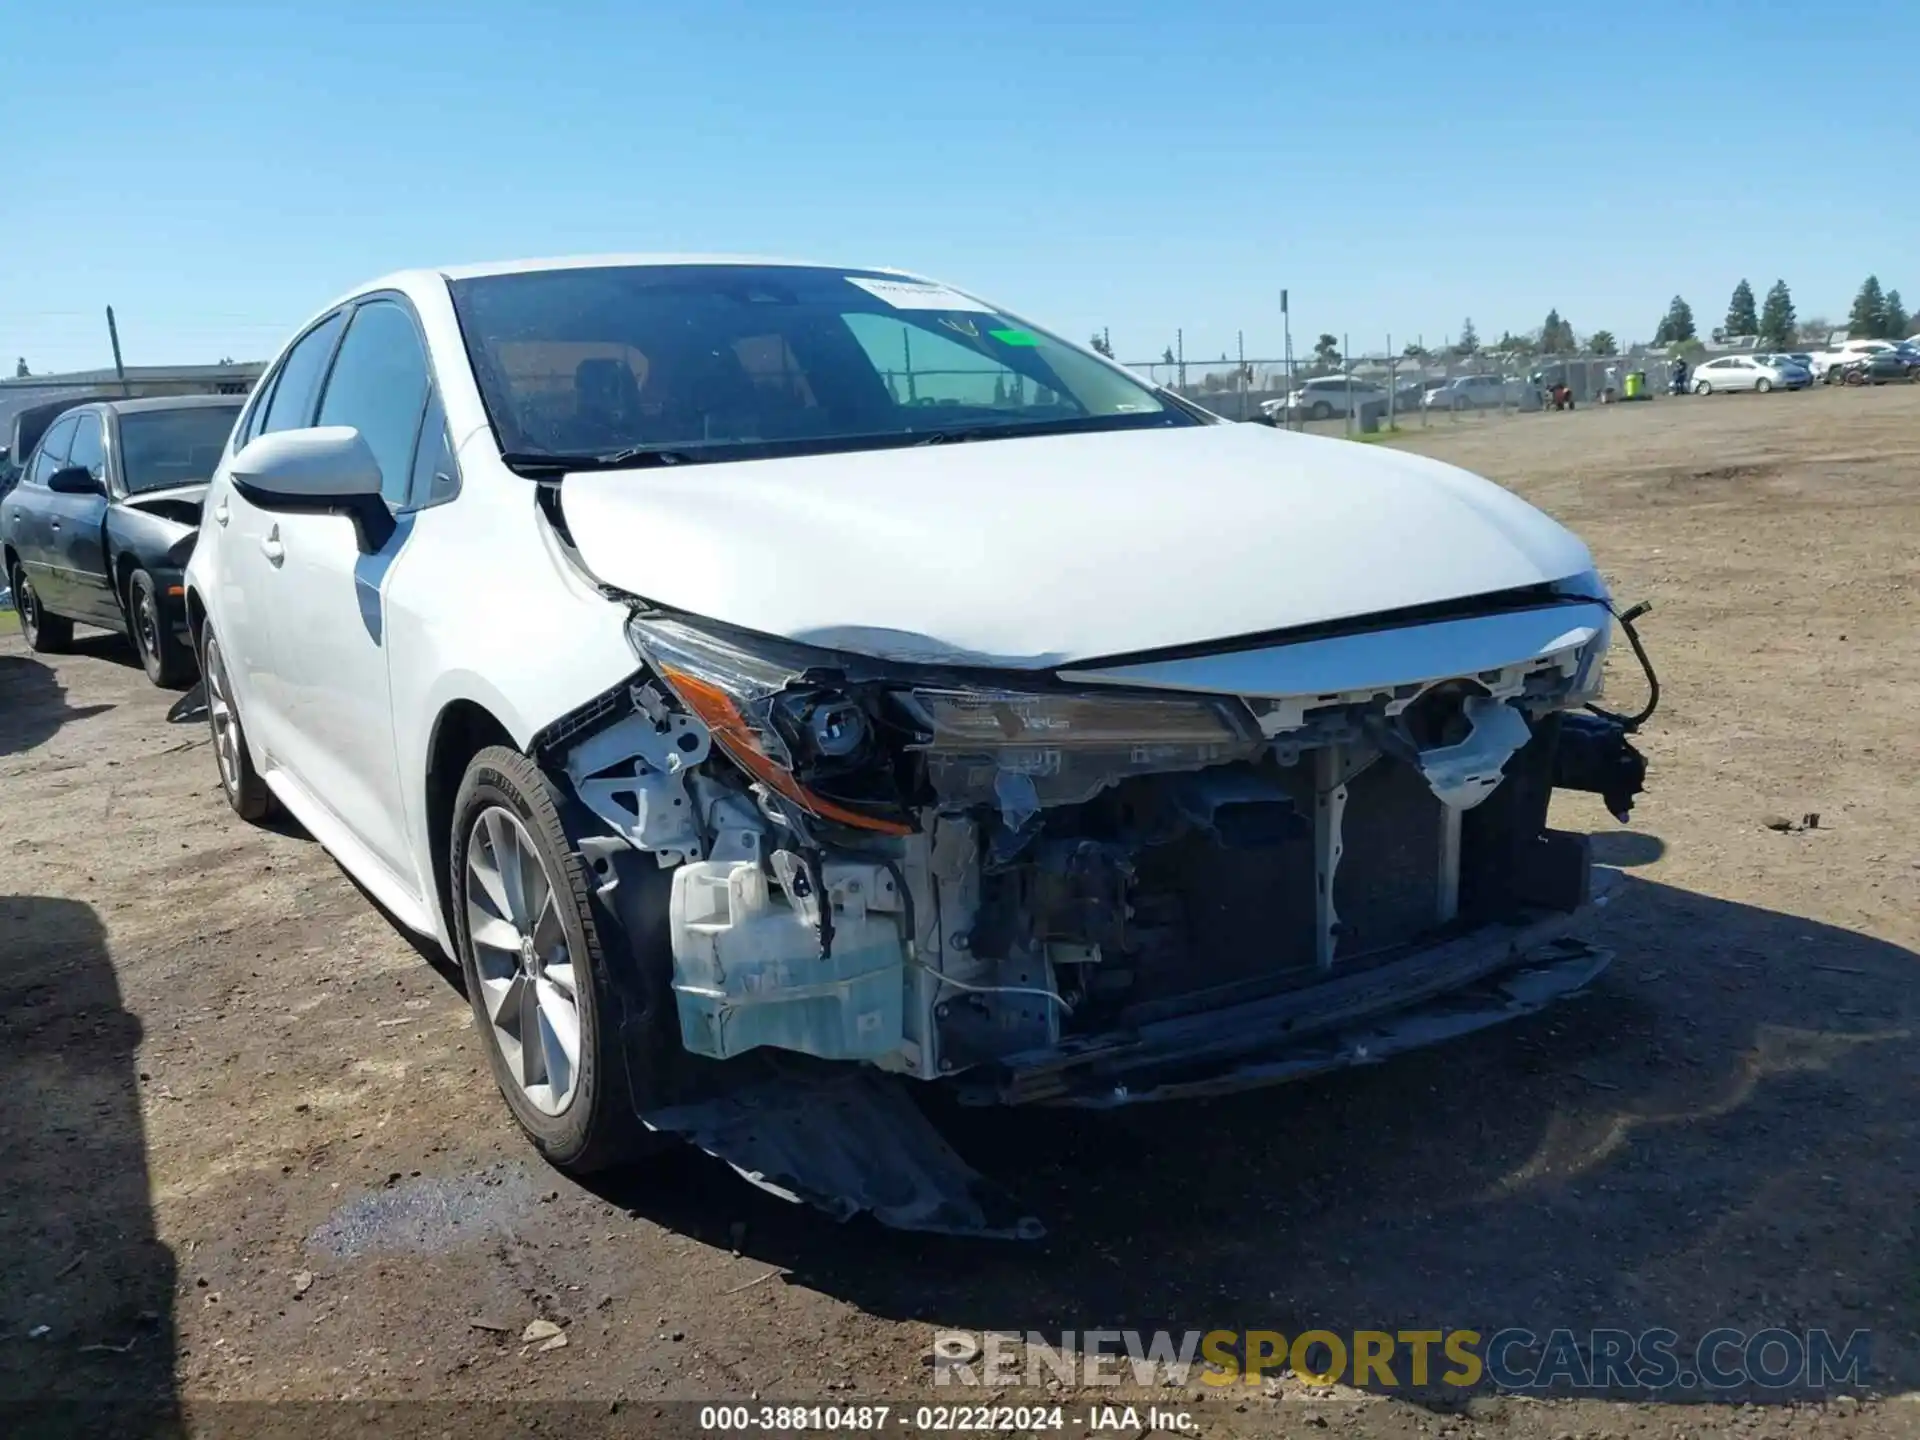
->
(4, 385), (1920, 1438)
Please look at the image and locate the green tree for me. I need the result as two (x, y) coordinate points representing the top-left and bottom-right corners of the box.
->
(1312, 333), (1342, 370)
(1653, 295), (1696, 345)
(1757, 280), (1797, 350)
(1848, 276), (1885, 337)
(1089, 332), (1114, 358)
(1724, 279), (1758, 339)
(1402, 342), (1429, 360)
(1587, 330), (1618, 356)
(1880, 288), (1907, 340)
(1539, 309), (1576, 353)
(1160, 345), (1175, 366)
(1454, 318), (1479, 356)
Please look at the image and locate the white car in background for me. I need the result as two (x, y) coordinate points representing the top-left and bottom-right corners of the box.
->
(180, 254), (1651, 1235)
(1260, 375), (1386, 421)
(1691, 354), (1810, 393)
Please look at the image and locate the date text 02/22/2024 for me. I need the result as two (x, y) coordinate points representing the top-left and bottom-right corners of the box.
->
(697, 1405), (1196, 1432)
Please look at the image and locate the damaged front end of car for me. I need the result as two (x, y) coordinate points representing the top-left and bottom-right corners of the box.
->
(528, 577), (1654, 1237)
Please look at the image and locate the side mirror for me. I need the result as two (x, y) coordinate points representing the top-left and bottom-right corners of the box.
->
(47, 465), (104, 495)
(230, 427), (394, 551)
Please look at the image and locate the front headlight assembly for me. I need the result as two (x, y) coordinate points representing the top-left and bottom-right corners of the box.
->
(627, 616), (1260, 835)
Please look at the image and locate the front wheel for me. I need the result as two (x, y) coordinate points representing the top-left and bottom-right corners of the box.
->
(1694, 380), (1712, 395)
(451, 746), (662, 1174)
(1755, 378), (1773, 394)
(130, 569), (192, 688)
(1308, 401), (1333, 421)
(12, 566), (73, 653)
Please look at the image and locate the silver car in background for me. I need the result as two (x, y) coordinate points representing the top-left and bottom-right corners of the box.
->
(1691, 355), (1810, 394)
(1422, 374), (1536, 410)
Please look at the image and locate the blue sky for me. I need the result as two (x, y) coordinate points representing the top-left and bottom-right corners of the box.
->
(8, 0), (1917, 373)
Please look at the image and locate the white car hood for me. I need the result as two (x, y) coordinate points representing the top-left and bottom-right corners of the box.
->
(559, 423), (1594, 669)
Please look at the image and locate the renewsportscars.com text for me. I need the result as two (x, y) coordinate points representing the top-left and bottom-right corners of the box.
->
(932, 1327), (1871, 1394)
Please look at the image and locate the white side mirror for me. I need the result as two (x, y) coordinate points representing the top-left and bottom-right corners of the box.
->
(232, 426), (383, 499)
(230, 427), (393, 551)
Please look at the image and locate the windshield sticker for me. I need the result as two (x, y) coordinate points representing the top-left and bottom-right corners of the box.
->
(988, 327), (1040, 347)
(937, 316), (980, 339)
(845, 277), (994, 313)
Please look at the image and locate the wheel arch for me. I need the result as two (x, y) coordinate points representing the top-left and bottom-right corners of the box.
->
(183, 584), (209, 649)
(113, 546), (141, 617)
(423, 697), (519, 941)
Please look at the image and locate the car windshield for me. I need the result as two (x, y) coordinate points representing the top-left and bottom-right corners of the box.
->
(448, 264), (1197, 469)
(118, 405), (243, 493)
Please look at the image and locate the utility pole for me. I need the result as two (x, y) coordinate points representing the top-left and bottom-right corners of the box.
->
(1281, 289), (1294, 431)
(1236, 330), (1246, 418)
(1176, 329), (1186, 391)
(1343, 332), (1352, 433)
(106, 306), (131, 397)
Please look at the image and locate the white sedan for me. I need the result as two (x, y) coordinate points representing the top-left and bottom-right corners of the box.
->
(1690, 355), (1810, 393)
(183, 255), (1647, 1232)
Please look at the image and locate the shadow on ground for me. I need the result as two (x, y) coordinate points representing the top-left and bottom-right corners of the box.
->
(0, 657), (116, 755)
(0, 896), (178, 1437)
(584, 869), (1915, 1402)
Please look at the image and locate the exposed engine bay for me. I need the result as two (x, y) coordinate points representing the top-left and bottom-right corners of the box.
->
(535, 583), (1653, 1122)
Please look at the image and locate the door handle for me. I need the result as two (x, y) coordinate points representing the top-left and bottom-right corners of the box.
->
(260, 527), (285, 566)
(214, 501), (230, 527)
(49, 520), (60, 531)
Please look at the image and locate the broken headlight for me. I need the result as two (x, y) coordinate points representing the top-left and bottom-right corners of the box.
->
(627, 615), (912, 835)
(629, 615), (1260, 835)
(897, 687), (1260, 819)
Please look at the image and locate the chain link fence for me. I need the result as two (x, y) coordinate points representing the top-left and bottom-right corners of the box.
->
(1123, 344), (1688, 433)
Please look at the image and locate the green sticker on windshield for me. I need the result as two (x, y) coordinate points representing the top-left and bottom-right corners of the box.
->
(988, 327), (1041, 347)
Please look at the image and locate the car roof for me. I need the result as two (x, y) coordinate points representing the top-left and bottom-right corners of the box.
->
(303, 254), (938, 336)
(93, 394), (247, 417)
(436, 252), (910, 282)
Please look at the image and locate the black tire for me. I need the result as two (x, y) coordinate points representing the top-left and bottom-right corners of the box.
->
(1308, 401), (1333, 421)
(12, 565), (73, 653)
(450, 746), (658, 1174)
(1756, 378), (1772, 394)
(129, 569), (192, 688)
(1694, 380), (1712, 396)
(200, 625), (273, 821)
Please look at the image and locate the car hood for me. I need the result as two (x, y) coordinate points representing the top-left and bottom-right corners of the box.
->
(558, 423), (1594, 669)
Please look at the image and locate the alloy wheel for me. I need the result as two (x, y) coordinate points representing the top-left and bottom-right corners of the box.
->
(16, 575), (38, 644)
(136, 588), (161, 668)
(204, 635), (242, 798)
(464, 806), (581, 1116)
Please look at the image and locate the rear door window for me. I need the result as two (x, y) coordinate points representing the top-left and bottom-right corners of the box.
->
(28, 415), (80, 486)
(260, 313), (347, 434)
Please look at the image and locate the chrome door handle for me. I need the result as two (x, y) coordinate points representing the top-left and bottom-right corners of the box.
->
(260, 528), (284, 566)
(213, 501), (230, 526)
(48, 520), (60, 531)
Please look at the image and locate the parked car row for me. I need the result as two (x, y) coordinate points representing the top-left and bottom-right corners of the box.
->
(1820, 339), (1920, 385)
(1256, 370), (1547, 421)
(1, 256), (1658, 1234)
(1, 396), (244, 683)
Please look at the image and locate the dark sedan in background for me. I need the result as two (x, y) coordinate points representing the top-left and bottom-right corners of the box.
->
(1, 395), (242, 685)
(1825, 349), (1913, 386)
